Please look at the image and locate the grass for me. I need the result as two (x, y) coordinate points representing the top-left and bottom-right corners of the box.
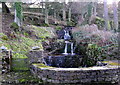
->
(12, 58), (29, 71)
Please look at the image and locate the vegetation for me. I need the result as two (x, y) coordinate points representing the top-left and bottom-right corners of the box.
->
(1, 33), (9, 41)
(1, 1), (119, 84)
(67, 21), (76, 27)
(55, 26), (62, 31)
(86, 43), (105, 66)
(72, 24), (118, 66)
(10, 22), (19, 31)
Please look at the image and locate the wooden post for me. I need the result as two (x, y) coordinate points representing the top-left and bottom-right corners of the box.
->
(2, 50), (12, 74)
(8, 50), (12, 71)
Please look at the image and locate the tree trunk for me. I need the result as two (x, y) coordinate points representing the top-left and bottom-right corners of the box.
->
(87, 2), (93, 24)
(93, 2), (97, 16)
(118, 23), (120, 56)
(104, 0), (110, 30)
(68, 8), (71, 22)
(2, 2), (10, 13)
(63, 2), (66, 22)
(45, 6), (49, 24)
(14, 2), (23, 26)
(113, 1), (118, 30)
(41, 0), (44, 14)
(54, 10), (57, 24)
(0, 9), (2, 33)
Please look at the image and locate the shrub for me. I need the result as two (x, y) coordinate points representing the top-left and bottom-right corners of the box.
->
(85, 43), (106, 66)
(42, 23), (49, 27)
(94, 17), (105, 29)
(1, 33), (9, 40)
(23, 32), (29, 37)
(10, 22), (19, 32)
(72, 24), (118, 61)
(67, 21), (76, 27)
(55, 26), (62, 31)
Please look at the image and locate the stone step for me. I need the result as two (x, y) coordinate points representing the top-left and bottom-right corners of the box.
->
(0, 65), (2, 68)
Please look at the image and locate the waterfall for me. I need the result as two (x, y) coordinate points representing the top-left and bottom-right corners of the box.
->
(48, 56), (52, 66)
(63, 29), (75, 55)
(64, 30), (71, 40)
(64, 42), (68, 54)
(42, 58), (47, 65)
(71, 43), (74, 55)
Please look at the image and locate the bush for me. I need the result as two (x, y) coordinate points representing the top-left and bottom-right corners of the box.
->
(10, 22), (19, 32)
(41, 23), (49, 27)
(1, 35), (9, 41)
(85, 43), (105, 66)
(94, 17), (105, 29)
(67, 21), (76, 27)
(72, 24), (118, 61)
(23, 32), (29, 37)
(0, 33), (9, 40)
(55, 26), (62, 31)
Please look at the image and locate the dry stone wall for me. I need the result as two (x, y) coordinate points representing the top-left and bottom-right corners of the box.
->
(30, 64), (120, 84)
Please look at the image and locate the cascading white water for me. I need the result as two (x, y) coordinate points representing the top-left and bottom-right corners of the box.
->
(63, 30), (75, 55)
(64, 42), (68, 54)
(64, 30), (71, 40)
(71, 43), (74, 55)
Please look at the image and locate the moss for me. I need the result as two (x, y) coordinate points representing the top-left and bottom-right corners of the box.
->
(12, 58), (29, 71)
(32, 63), (55, 68)
(102, 61), (120, 66)
(0, 35), (43, 59)
(32, 25), (56, 39)
(12, 53), (28, 58)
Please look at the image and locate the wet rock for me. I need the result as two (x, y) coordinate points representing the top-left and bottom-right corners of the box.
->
(27, 50), (44, 64)
(44, 54), (83, 68)
(32, 46), (40, 50)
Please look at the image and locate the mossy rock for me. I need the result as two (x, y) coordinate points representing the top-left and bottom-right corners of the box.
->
(10, 22), (19, 31)
(32, 63), (55, 68)
(103, 61), (120, 66)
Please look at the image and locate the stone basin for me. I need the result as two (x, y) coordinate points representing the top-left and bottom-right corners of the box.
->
(44, 54), (83, 68)
(30, 62), (120, 84)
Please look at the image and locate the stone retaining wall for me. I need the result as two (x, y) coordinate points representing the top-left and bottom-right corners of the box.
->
(30, 64), (120, 84)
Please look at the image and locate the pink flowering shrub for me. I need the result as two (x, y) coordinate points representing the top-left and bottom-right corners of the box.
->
(72, 24), (118, 60)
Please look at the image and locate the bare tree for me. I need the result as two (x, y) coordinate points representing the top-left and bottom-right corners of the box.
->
(112, 1), (118, 30)
(103, 0), (110, 30)
(45, 1), (49, 24)
(63, 0), (66, 22)
(68, 2), (72, 22)
(14, 2), (23, 26)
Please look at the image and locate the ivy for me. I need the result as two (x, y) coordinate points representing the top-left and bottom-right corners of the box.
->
(14, 2), (23, 21)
